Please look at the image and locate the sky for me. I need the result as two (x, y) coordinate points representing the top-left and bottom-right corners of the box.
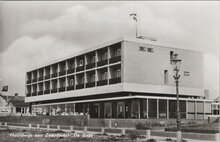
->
(0, 1), (219, 99)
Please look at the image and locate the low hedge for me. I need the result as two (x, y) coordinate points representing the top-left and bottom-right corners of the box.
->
(165, 127), (219, 134)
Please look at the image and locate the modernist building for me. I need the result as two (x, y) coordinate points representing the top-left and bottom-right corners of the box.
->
(25, 37), (213, 119)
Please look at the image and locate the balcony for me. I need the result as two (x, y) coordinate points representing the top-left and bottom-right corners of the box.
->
(97, 80), (108, 86)
(59, 71), (66, 76)
(51, 73), (58, 78)
(38, 76), (43, 81)
(32, 78), (37, 82)
(32, 92), (37, 96)
(67, 85), (74, 91)
(51, 88), (57, 93)
(27, 80), (31, 84)
(86, 63), (96, 70)
(26, 93), (31, 97)
(76, 66), (84, 72)
(45, 75), (50, 80)
(109, 56), (121, 64)
(97, 60), (108, 67)
(67, 68), (75, 74)
(109, 77), (121, 84)
(59, 87), (66, 92)
(86, 82), (95, 88)
(76, 84), (84, 89)
(44, 90), (50, 94)
(38, 91), (43, 95)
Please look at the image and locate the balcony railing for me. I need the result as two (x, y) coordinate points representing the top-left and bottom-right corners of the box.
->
(51, 88), (57, 93)
(76, 66), (84, 72)
(38, 76), (43, 81)
(97, 80), (108, 86)
(32, 92), (37, 96)
(86, 82), (95, 88)
(86, 63), (96, 70)
(59, 71), (66, 76)
(51, 73), (58, 78)
(67, 85), (74, 91)
(97, 59), (108, 67)
(27, 80), (31, 84)
(32, 78), (37, 82)
(45, 75), (50, 80)
(26, 93), (31, 97)
(38, 91), (43, 95)
(76, 84), (84, 89)
(44, 90), (50, 94)
(59, 87), (66, 92)
(67, 68), (75, 74)
(109, 56), (121, 64)
(109, 77), (121, 84)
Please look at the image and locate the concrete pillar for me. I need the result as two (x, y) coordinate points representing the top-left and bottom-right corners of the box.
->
(101, 127), (105, 134)
(146, 129), (151, 139)
(167, 99), (169, 119)
(146, 98), (149, 119)
(215, 133), (219, 142)
(4, 122), (7, 127)
(109, 120), (112, 128)
(176, 131), (182, 142)
(157, 99), (159, 119)
(70, 126), (73, 131)
(186, 100), (188, 119)
(57, 125), (60, 130)
(37, 124), (40, 129)
(29, 124), (31, 129)
(0, 122), (2, 126)
(84, 126), (87, 133)
(47, 125), (50, 131)
(195, 101), (197, 119)
(121, 128), (125, 135)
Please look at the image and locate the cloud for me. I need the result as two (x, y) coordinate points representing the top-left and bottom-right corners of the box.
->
(0, 35), (81, 96)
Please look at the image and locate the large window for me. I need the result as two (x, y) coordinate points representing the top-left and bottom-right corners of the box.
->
(117, 101), (125, 118)
(104, 102), (112, 118)
(131, 100), (139, 119)
(159, 100), (167, 118)
(148, 99), (157, 118)
(140, 99), (147, 118)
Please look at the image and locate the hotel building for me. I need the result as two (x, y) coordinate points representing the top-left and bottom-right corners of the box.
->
(25, 37), (213, 119)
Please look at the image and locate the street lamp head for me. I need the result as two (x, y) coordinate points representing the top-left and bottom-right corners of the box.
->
(171, 54), (182, 72)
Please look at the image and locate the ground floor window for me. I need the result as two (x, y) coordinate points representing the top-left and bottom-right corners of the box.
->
(104, 102), (112, 118)
(131, 99), (139, 119)
(148, 99), (157, 118)
(117, 101), (125, 118)
(159, 100), (167, 118)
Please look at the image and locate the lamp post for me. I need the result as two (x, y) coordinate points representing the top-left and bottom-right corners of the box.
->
(171, 53), (182, 142)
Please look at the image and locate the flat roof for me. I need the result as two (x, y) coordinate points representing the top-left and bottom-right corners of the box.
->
(27, 37), (202, 72)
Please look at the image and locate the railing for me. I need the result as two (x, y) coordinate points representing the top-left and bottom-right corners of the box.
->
(97, 80), (108, 86)
(38, 91), (43, 95)
(86, 63), (96, 70)
(67, 68), (75, 74)
(59, 87), (66, 92)
(67, 85), (74, 91)
(44, 90), (50, 94)
(51, 89), (57, 93)
(109, 77), (121, 84)
(38, 76), (43, 81)
(45, 75), (50, 80)
(97, 59), (108, 67)
(51, 73), (58, 78)
(76, 84), (84, 89)
(86, 82), (95, 88)
(76, 66), (84, 72)
(59, 71), (66, 76)
(109, 56), (121, 64)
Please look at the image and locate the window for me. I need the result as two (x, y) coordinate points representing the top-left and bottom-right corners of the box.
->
(184, 71), (190, 76)
(81, 77), (85, 84)
(90, 56), (96, 63)
(104, 102), (112, 118)
(90, 75), (95, 82)
(102, 53), (108, 60)
(170, 51), (174, 64)
(115, 49), (121, 57)
(79, 60), (84, 66)
(139, 46), (146, 52)
(101, 72), (108, 80)
(69, 79), (74, 86)
(164, 70), (168, 84)
(116, 69), (121, 78)
(147, 48), (154, 53)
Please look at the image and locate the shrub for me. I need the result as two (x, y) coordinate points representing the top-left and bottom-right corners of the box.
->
(166, 138), (173, 142)
(135, 122), (150, 130)
(128, 133), (138, 139)
(146, 139), (157, 142)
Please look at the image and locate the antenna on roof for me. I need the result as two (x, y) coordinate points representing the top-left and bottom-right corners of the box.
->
(130, 13), (157, 41)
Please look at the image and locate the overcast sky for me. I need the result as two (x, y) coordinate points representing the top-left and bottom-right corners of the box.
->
(0, 1), (219, 99)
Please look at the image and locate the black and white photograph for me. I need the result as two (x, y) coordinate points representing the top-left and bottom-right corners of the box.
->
(0, 1), (219, 142)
